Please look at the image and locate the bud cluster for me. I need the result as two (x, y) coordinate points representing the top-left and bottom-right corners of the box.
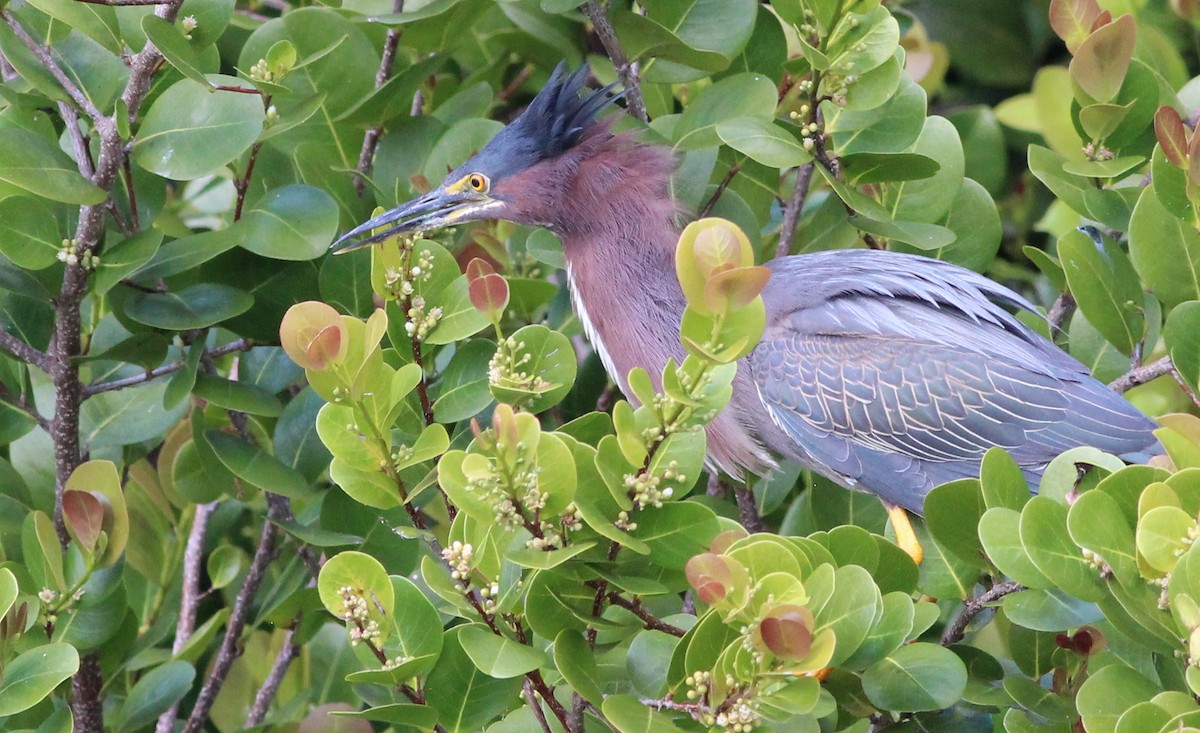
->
(404, 295), (444, 341)
(466, 444), (547, 530)
(488, 336), (551, 393)
(57, 239), (98, 269)
(337, 585), (380, 647)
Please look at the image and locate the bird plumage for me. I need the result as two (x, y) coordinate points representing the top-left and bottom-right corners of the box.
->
(333, 63), (1162, 515)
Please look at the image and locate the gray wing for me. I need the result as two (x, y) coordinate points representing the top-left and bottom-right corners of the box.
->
(750, 251), (1160, 511)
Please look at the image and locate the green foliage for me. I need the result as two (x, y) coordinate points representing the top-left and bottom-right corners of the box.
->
(1, 0), (1200, 732)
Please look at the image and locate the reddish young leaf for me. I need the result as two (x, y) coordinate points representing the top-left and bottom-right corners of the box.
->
(280, 301), (348, 370)
(685, 553), (735, 605)
(1049, 0), (1102, 53)
(1069, 14), (1135, 103)
(466, 257), (509, 319)
(63, 490), (106, 551)
(709, 528), (748, 555)
(1155, 106), (1189, 168)
(703, 265), (772, 313)
(755, 604), (816, 661)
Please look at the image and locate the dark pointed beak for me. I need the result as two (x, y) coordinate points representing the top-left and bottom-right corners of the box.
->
(330, 189), (489, 254)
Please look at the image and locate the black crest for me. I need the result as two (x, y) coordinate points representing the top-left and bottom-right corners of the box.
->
(456, 63), (620, 182)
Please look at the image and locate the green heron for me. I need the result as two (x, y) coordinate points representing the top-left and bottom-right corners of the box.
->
(332, 65), (1160, 552)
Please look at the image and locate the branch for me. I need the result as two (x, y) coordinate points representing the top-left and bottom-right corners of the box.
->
(0, 381), (50, 432)
(0, 329), (51, 372)
(181, 495), (286, 733)
(606, 593), (686, 637)
(155, 502), (216, 733)
(1108, 355), (1174, 394)
(733, 483), (764, 533)
(0, 12), (105, 122)
(777, 163), (815, 259)
(699, 163), (739, 218)
(524, 679), (555, 733)
(245, 626), (299, 727)
(354, 0), (405, 195)
(83, 338), (254, 397)
(1047, 292), (1076, 334)
(940, 581), (1024, 646)
(584, 0), (648, 123)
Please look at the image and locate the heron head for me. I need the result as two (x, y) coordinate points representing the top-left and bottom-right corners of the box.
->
(330, 63), (619, 253)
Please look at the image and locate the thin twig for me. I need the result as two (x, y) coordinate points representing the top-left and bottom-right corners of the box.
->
(83, 339), (254, 397)
(699, 163), (739, 218)
(606, 593), (686, 637)
(58, 103), (95, 180)
(940, 581), (1024, 646)
(584, 0), (648, 123)
(181, 495), (286, 733)
(0, 12), (105, 122)
(122, 154), (140, 231)
(1108, 355), (1174, 394)
(524, 679), (555, 733)
(733, 483), (764, 533)
(1047, 292), (1076, 334)
(777, 163), (815, 259)
(498, 64), (535, 101)
(354, 0), (405, 195)
(155, 502), (216, 733)
(245, 626), (299, 727)
(0, 329), (50, 372)
(0, 382), (50, 432)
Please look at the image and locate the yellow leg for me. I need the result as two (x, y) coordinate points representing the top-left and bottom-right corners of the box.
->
(886, 502), (924, 565)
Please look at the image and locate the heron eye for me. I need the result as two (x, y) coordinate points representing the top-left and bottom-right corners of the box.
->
(467, 173), (489, 192)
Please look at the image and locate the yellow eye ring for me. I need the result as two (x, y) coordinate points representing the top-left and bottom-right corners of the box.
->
(467, 173), (489, 192)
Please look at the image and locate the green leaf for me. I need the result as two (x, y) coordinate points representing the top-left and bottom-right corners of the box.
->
(0, 643), (80, 716)
(978, 507), (1052, 588)
(0, 195), (61, 270)
(458, 624), (547, 678)
(383, 576), (443, 676)
(124, 284), (253, 330)
(203, 430), (309, 498)
(1059, 228), (1144, 355)
(489, 325), (577, 413)
(924, 479), (988, 569)
(206, 544), (243, 589)
(113, 660), (196, 733)
(425, 626), (524, 733)
(554, 630), (605, 705)
(630, 501), (719, 570)
(0, 567), (16, 620)
(1000, 588), (1102, 632)
(602, 694), (683, 733)
(1020, 496), (1106, 602)
(1129, 185), (1200, 307)
(0, 127), (105, 204)
(132, 75), (263, 180)
(317, 551), (394, 639)
(715, 117), (810, 168)
(1077, 663), (1160, 733)
(239, 185), (340, 261)
(192, 376), (283, 417)
(673, 73), (778, 150)
(141, 16), (209, 86)
(1137, 505), (1196, 574)
(81, 381), (188, 449)
(861, 643), (967, 712)
(332, 703), (439, 726)
(841, 152), (941, 185)
(1166, 301), (1200, 396)
(1068, 488), (1139, 586)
